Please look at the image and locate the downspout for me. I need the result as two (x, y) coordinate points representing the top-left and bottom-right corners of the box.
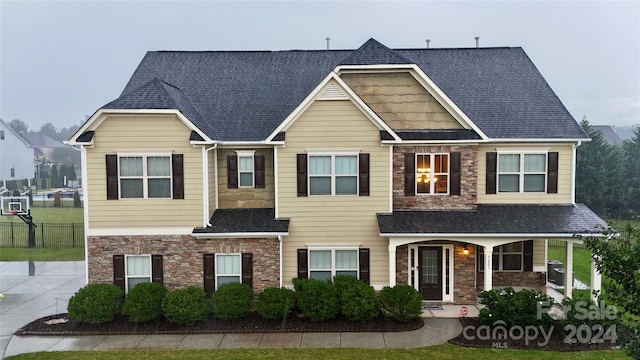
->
(204, 144), (218, 226)
(571, 141), (581, 205)
(278, 235), (283, 287)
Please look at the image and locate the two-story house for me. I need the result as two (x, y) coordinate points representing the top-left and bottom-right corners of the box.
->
(0, 119), (34, 189)
(69, 39), (606, 304)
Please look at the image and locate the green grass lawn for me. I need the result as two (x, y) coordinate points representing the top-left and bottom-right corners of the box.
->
(3, 344), (630, 360)
(0, 206), (83, 223)
(547, 246), (592, 285)
(0, 247), (84, 261)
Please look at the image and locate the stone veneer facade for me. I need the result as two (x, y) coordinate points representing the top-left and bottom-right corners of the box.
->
(87, 235), (279, 293)
(393, 145), (478, 210)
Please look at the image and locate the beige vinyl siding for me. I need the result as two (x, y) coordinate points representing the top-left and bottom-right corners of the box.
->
(477, 143), (573, 204)
(341, 72), (462, 130)
(278, 100), (391, 287)
(217, 148), (275, 208)
(533, 238), (545, 268)
(86, 114), (204, 228)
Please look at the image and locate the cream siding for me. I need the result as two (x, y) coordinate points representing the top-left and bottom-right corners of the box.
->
(217, 148), (275, 209)
(477, 143), (573, 204)
(85, 114), (204, 229)
(533, 238), (545, 268)
(278, 100), (391, 287)
(341, 72), (462, 130)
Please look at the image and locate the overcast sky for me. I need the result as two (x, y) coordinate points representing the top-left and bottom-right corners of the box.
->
(1, 1), (638, 132)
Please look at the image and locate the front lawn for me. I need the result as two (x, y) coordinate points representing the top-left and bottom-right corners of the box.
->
(0, 247), (84, 261)
(0, 207), (83, 223)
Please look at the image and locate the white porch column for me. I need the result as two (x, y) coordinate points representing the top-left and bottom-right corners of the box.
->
(590, 257), (602, 303)
(388, 245), (396, 287)
(564, 241), (574, 299)
(484, 246), (493, 291)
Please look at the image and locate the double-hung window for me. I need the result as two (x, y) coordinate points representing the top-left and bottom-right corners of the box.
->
(416, 153), (449, 194)
(477, 242), (523, 271)
(216, 253), (241, 287)
(309, 248), (358, 281)
(125, 255), (151, 292)
(119, 154), (171, 198)
(236, 150), (255, 187)
(498, 153), (546, 193)
(308, 153), (358, 195)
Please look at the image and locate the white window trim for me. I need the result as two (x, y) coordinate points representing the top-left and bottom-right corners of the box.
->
(235, 150), (256, 188)
(307, 246), (360, 280)
(125, 254), (152, 293)
(117, 152), (173, 199)
(478, 243), (524, 272)
(307, 151), (359, 196)
(214, 253), (242, 290)
(497, 151), (548, 194)
(415, 153), (450, 195)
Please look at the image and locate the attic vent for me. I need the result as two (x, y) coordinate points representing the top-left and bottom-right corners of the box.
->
(318, 82), (348, 100)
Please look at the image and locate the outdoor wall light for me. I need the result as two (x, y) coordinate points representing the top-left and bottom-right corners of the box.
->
(462, 245), (470, 256)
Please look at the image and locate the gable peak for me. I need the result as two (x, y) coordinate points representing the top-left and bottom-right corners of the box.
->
(339, 38), (413, 66)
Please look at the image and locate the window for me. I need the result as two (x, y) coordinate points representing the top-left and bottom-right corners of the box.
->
(216, 254), (241, 288)
(477, 242), (524, 271)
(0, 130), (4, 140)
(309, 248), (358, 281)
(498, 153), (546, 193)
(119, 155), (171, 198)
(309, 154), (357, 195)
(416, 153), (449, 194)
(126, 255), (151, 292)
(226, 151), (265, 189)
(238, 155), (254, 187)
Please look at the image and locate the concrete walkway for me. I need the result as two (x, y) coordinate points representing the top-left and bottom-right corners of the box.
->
(0, 261), (465, 358)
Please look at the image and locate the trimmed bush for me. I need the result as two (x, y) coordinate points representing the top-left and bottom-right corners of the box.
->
(161, 286), (208, 326)
(478, 287), (555, 329)
(210, 282), (254, 320)
(378, 284), (422, 322)
(334, 276), (379, 322)
(292, 278), (339, 322)
(122, 282), (167, 323)
(256, 287), (295, 320)
(68, 284), (123, 324)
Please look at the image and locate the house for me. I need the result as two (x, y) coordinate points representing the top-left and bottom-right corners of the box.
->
(0, 119), (34, 189)
(18, 132), (67, 179)
(69, 39), (607, 304)
(592, 125), (623, 146)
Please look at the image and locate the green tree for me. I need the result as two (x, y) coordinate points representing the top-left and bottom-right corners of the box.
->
(623, 127), (640, 217)
(50, 165), (60, 188)
(8, 119), (29, 133)
(39, 123), (58, 140)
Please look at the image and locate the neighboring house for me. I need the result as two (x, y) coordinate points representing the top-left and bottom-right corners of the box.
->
(0, 119), (34, 187)
(592, 125), (623, 146)
(19, 132), (67, 179)
(69, 39), (606, 303)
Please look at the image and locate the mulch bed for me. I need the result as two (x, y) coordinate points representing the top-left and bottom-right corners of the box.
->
(449, 317), (632, 352)
(16, 311), (424, 336)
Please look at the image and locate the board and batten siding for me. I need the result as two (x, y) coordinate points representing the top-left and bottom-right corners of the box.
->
(477, 143), (573, 204)
(277, 99), (391, 287)
(85, 114), (204, 229)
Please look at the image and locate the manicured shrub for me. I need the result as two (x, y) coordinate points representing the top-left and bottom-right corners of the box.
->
(161, 286), (208, 326)
(73, 190), (81, 208)
(478, 287), (554, 329)
(210, 282), (254, 320)
(122, 282), (167, 323)
(378, 284), (422, 322)
(292, 278), (339, 322)
(68, 283), (123, 324)
(334, 276), (379, 322)
(256, 287), (295, 320)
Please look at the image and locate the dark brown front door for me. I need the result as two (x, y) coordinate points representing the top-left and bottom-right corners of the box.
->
(419, 246), (442, 300)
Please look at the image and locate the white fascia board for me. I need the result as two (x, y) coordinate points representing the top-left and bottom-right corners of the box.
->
(191, 232), (288, 239)
(265, 72), (401, 143)
(381, 232), (603, 238)
(87, 227), (194, 236)
(68, 109), (214, 145)
(488, 138), (590, 143)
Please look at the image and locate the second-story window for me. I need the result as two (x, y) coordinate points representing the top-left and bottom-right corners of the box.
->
(120, 155), (171, 199)
(227, 150), (265, 189)
(498, 153), (546, 193)
(309, 154), (358, 195)
(238, 154), (254, 187)
(416, 153), (449, 194)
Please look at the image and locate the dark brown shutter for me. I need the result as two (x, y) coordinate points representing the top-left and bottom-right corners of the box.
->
(359, 153), (370, 196)
(227, 155), (238, 189)
(450, 152), (461, 195)
(172, 154), (184, 199)
(254, 155), (265, 188)
(242, 253), (253, 288)
(486, 152), (497, 194)
(106, 154), (118, 200)
(523, 240), (534, 272)
(359, 248), (370, 284)
(113, 254), (125, 291)
(547, 152), (559, 194)
(296, 154), (308, 197)
(404, 153), (415, 196)
(203, 254), (215, 296)
(151, 255), (163, 284)
(297, 248), (308, 279)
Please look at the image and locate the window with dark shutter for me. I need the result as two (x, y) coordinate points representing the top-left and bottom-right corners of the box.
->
(172, 154), (184, 199)
(450, 152), (461, 195)
(404, 153), (415, 196)
(296, 154), (308, 197)
(241, 253), (253, 288)
(523, 240), (534, 272)
(297, 248), (308, 279)
(106, 155), (119, 200)
(203, 254), (215, 296)
(359, 153), (370, 196)
(151, 255), (163, 284)
(547, 152), (559, 194)
(359, 248), (370, 284)
(113, 254), (125, 291)
(254, 155), (265, 189)
(227, 155), (238, 189)
(486, 152), (497, 194)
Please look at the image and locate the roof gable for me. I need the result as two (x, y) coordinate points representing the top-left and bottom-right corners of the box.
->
(339, 38), (413, 66)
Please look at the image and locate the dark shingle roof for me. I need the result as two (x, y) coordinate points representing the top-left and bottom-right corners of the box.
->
(377, 204), (606, 235)
(19, 133), (66, 148)
(101, 39), (588, 141)
(592, 125), (622, 145)
(192, 208), (289, 235)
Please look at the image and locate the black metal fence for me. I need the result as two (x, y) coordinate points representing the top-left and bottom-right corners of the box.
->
(0, 222), (84, 248)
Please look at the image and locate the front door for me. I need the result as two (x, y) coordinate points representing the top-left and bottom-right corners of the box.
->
(419, 246), (442, 300)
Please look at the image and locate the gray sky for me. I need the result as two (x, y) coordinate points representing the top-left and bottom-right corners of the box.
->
(1, 1), (639, 132)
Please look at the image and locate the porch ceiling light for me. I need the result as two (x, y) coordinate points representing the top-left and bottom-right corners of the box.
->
(462, 245), (470, 256)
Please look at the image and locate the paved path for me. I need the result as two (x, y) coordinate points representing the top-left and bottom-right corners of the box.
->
(0, 261), (466, 358)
